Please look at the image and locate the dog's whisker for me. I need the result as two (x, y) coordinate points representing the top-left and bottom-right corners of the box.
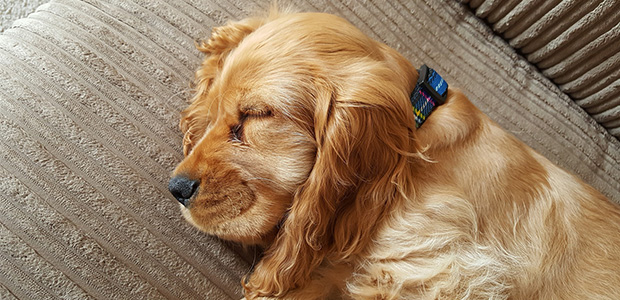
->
(166, 88), (192, 103)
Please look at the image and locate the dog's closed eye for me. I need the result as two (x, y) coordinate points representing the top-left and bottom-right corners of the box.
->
(230, 108), (273, 144)
(242, 106), (273, 118)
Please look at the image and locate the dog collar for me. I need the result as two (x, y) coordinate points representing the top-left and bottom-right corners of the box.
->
(410, 65), (448, 128)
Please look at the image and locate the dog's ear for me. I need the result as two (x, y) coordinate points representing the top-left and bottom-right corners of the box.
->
(245, 51), (423, 297)
(179, 16), (267, 155)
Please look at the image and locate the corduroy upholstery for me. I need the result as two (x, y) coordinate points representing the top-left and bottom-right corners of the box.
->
(466, 0), (620, 138)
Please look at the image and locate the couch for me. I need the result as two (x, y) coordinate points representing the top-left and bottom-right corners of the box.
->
(0, 0), (618, 299)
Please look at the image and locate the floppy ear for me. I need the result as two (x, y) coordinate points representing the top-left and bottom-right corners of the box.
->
(245, 55), (422, 297)
(179, 16), (267, 155)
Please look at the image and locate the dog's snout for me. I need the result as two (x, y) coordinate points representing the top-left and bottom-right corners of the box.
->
(168, 176), (200, 206)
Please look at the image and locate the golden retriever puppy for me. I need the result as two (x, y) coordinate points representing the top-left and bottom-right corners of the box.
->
(168, 9), (620, 300)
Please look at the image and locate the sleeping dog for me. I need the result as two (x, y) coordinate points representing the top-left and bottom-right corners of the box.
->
(169, 9), (620, 299)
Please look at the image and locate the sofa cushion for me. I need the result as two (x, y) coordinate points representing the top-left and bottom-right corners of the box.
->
(466, 0), (620, 139)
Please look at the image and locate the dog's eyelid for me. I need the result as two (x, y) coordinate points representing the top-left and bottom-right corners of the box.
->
(240, 106), (273, 118)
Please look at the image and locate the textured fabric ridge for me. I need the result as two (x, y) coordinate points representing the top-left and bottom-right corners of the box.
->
(0, 0), (618, 299)
(0, 0), (49, 33)
(469, 0), (620, 139)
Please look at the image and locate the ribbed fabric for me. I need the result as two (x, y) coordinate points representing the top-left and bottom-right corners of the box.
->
(467, 0), (620, 138)
(0, 0), (618, 299)
(0, 0), (49, 33)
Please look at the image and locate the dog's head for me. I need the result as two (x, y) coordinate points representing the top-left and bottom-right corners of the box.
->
(170, 10), (425, 296)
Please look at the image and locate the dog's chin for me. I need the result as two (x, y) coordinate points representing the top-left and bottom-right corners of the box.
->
(179, 204), (279, 246)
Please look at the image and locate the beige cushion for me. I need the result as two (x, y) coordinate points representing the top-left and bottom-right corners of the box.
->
(466, 0), (620, 138)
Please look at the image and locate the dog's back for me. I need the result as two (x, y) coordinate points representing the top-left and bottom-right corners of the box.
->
(350, 91), (620, 299)
(523, 154), (620, 299)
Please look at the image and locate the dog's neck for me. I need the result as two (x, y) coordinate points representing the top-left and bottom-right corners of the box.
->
(407, 65), (487, 151)
(413, 86), (485, 152)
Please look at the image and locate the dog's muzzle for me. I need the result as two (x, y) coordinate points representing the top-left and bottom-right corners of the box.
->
(168, 176), (199, 207)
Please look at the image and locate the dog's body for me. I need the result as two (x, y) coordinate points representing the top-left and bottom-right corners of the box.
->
(169, 10), (620, 299)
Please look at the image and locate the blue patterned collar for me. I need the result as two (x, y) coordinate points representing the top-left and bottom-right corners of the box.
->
(410, 65), (448, 128)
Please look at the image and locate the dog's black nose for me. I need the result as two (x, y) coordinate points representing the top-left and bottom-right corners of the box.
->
(168, 176), (199, 206)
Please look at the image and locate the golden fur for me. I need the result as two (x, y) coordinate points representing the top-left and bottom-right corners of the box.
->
(170, 9), (620, 300)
